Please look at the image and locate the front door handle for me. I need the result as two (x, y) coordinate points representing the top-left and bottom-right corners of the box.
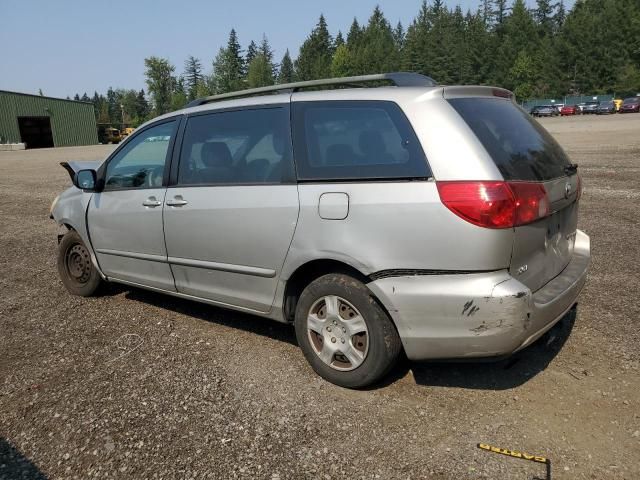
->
(166, 196), (188, 207)
(142, 196), (162, 207)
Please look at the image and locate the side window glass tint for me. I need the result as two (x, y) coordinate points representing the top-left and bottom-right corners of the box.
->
(293, 101), (430, 181)
(178, 108), (293, 185)
(104, 121), (175, 189)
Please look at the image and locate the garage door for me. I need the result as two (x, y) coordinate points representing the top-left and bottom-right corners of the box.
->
(18, 116), (54, 148)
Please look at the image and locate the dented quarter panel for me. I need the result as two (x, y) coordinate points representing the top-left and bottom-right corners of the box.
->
(367, 229), (589, 360)
(367, 271), (531, 359)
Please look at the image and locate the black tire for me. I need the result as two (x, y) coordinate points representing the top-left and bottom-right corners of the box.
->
(294, 273), (402, 388)
(57, 230), (102, 296)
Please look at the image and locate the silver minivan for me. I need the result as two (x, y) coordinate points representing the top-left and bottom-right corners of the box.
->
(51, 73), (590, 388)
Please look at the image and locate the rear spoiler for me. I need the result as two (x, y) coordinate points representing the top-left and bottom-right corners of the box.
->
(60, 160), (101, 183)
(443, 85), (515, 101)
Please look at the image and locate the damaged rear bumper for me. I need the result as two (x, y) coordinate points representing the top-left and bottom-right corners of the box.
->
(367, 230), (590, 361)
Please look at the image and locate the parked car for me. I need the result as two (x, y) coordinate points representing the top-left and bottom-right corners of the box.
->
(582, 101), (600, 114)
(596, 101), (616, 114)
(50, 73), (590, 388)
(576, 103), (586, 114)
(620, 97), (640, 113)
(530, 105), (558, 117)
(560, 105), (578, 116)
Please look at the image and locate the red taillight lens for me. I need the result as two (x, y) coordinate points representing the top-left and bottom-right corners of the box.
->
(436, 181), (549, 229)
(509, 182), (550, 225)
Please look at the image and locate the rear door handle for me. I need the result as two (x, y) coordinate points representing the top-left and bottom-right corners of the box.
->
(142, 197), (162, 207)
(166, 196), (188, 207)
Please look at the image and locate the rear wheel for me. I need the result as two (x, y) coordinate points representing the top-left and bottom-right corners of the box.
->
(57, 230), (102, 296)
(294, 273), (401, 388)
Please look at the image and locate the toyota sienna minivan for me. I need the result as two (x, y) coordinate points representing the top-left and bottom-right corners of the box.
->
(51, 73), (590, 388)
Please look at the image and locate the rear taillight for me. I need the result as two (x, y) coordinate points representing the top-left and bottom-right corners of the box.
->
(436, 181), (549, 229)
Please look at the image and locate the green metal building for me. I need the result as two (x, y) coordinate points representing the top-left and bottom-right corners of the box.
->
(0, 90), (98, 148)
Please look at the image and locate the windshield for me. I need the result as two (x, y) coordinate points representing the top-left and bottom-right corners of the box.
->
(624, 98), (639, 104)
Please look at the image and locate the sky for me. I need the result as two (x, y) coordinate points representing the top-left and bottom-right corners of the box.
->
(0, 0), (574, 98)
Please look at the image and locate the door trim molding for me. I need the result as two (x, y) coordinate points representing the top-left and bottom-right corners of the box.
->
(95, 248), (167, 263)
(168, 256), (276, 278)
(95, 248), (276, 278)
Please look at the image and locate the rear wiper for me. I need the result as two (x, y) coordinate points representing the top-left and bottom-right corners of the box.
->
(564, 163), (578, 175)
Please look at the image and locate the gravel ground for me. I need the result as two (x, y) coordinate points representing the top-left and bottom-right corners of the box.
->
(1, 114), (639, 479)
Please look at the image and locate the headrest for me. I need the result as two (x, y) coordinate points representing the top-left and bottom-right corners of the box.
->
(201, 142), (232, 168)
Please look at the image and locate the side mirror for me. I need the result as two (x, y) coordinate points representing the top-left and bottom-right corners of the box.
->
(75, 169), (97, 191)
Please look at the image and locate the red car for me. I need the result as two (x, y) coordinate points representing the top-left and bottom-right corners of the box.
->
(620, 97), (640, 113)
(560, 105), (578, 116)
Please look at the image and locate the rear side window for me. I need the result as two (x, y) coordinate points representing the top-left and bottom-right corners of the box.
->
(292, 101), (430, 181)
(178, 107), (294, 185)
(449, 98), (571, 181)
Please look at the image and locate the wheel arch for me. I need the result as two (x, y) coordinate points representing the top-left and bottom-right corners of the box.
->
(282, 258), (374, 323)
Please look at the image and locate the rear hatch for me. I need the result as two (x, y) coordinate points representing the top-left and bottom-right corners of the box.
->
(447, 94), (580, 292)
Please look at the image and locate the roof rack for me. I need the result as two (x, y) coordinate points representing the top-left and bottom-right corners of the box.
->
(185, 72), (437, 108)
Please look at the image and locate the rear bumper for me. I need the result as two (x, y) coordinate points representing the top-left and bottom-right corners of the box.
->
(367, 230), (590, 360)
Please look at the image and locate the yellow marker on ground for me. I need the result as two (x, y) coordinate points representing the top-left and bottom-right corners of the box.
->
(477, 443), (552, 479)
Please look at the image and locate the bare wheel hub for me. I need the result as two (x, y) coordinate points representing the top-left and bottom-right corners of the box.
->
(307, 295), (369, 371)
(65, 244), (92, 284)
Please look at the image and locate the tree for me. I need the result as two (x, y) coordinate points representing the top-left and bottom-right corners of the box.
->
(144, 56), (175, 115)
(106, 87), (120, 125)
(211, 29), (245, 93)
(259, 34), (276, 77)
(295, 14), (334, 80)
(80, 93), (90, 102)
(347, 18), (363, 46)
(277, 49), (294, 84)
(335, 31), (345, 48)
(247, 54), (274, 88)
(184, 55), (203, 101)
(38, 89), (44, 96)
(135, 89), (149, 122)
(331, 44), (352, 77)
(493, 0), (509, 30)
(350, 6), (400, 75)
(246, 40), (258, 66)
(91, 92), (103, 120)
(554, 0), (567, 32)
(494, 0), (537, 88)
(510, 50), (536, 100)
(73, 93), (80, 101)
(535, 0), (556, 36)
(393, 21), (405, 50)
(615, 64), (640, 95)
(171, 77), (188, 110)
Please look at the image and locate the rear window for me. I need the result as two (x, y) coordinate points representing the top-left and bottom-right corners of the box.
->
(292, 101), (430, 181)
(449, 98), (571, 181)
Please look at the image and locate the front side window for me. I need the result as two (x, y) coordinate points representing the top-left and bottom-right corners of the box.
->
(177, 107), (293, 185)
(292, 101), (430, 181)
(104, 121), (176, 189)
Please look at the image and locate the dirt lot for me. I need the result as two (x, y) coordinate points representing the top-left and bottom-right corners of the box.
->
(1, 113), (639, 479)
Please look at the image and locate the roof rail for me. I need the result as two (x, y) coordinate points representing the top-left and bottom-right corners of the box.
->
(185, 72), (437, 108)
